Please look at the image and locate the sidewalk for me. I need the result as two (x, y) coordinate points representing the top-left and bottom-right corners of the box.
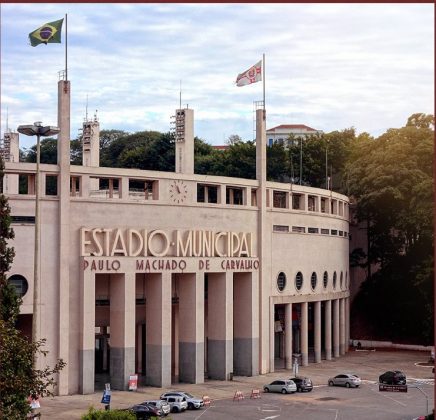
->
(36, 349), (434, 419)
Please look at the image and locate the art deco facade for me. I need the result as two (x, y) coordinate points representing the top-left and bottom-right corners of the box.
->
(2, 80), (350, 395)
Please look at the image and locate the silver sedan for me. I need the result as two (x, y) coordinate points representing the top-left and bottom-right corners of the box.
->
(328, 373), (361, 388)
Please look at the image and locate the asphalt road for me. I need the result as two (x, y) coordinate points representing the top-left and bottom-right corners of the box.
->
(37, 349), (434, 419)
(173, 381), (434, 420)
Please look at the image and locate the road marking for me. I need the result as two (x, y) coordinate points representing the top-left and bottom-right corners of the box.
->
(195, 406), (211, 420)
(260, 416), (280, 420)
(258, 404), (281, 412)
(370, 387), (407, 407)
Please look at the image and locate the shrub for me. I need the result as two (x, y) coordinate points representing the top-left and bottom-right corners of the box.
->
(81, 406), (136, 420)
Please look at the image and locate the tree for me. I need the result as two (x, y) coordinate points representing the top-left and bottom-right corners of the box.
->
(0, 157), (66, 419)
(226, 134), (243, 145)
(345, 115), (434, 343)
(406, 113), (435, 130)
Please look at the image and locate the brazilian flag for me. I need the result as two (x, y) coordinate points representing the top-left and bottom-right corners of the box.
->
(29, 18), (64, 47)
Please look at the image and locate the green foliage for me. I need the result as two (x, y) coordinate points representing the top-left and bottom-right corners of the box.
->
(24, 138), (58, 164)
(0, 324), (67, 419)
(0, 156), (66, 419)
(100, 131), (175, 172)
(346, 114), (434, 343)
(23, 137), (83, 165)
(81, 406), (137, 420)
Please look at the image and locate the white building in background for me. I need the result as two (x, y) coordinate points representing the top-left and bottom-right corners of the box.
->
(267, 124), (324, 146)
(1, 78), (349, 396)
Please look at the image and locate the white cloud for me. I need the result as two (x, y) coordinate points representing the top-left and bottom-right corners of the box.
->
(1, 3), (434, 149)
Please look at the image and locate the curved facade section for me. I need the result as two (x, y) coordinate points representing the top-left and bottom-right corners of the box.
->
(2, 84), (350, 395)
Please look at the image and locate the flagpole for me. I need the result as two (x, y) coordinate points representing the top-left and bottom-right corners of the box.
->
(262, 53), (265, 110)
(65, 13), (68, 81)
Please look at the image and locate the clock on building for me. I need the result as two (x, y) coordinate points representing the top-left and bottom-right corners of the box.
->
(169, 180), (188, 203)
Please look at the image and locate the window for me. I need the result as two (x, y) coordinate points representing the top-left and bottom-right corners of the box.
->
(321, 228), (329, 235)
(277, 272), (287, 292)
(308, 227), (319, 234)
(292, 226), (305, 233)
(226, 187), (243, 205)
(311, 272), (317, 290)
(331, 230), (338, 236)
(8, 274), (28, 298)
(295, 272), (303, 291)
(273, 225), (289, 233)
(323, 271), (328, 289)
(333, 271), (337, 289)
(273, 191), (287, 208)
(308, 195), (316, 211)
(339, 230), (344, 237)
(321, 198), (327, 213)
(45, 175), (58, 196)
(292, 194), (302, 210)
(129, 179), (158, 200)
(340, 271), (343, 289)
(197, 184), (218, 203)
(345, 271), (348, 288)
(268, 139), (274, 146)
(11, 216), (35, 224)
(251, 188), (257, 206)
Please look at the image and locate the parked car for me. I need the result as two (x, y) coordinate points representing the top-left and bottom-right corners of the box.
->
(159, 395), (188, 413)
(263, 379), (297, 394)
(290, 376), (313, 392)
(141, 400), (170, 416)
(379, 370), (407, 385)
(126, 403), (164, 419)
(328, 373), (361, 388)
(160, 391), (204, 410)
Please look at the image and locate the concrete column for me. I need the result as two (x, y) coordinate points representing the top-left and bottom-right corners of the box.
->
(314, 301), (321, 363)
(57, 79), (71, 395)
(120, 177), (129, 199)
(301, 302), (308, 366)
(324, 300), (332, 360)
(219, 185), (226, 204)
(79, 268), (95, 394)
(136, 324), (143, 374)
(340, 298), (346, 355)
(333, 299), (340, 358)
(207, 272), (233, 380)
(233, 271), (259, 376)
(284, 303), (293, 369)
(81, 175), (90, 198)
(256, 108), (269, 375)
(109, 272), (136, 390)
(269, 301), (275, 374)
(145, 272), (172, 387)
(178, 272), (204, 383)
(345, 297), (350, 352)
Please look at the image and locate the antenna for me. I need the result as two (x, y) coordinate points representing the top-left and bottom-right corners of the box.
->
(179, 80), (182, 110)
(85, 94), (89, 121)
(6, 107), (9, 131)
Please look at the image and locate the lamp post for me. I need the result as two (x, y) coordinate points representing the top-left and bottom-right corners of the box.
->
(17, 122), (60, 362)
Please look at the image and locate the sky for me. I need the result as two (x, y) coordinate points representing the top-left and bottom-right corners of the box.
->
(1, 3), (434, 149)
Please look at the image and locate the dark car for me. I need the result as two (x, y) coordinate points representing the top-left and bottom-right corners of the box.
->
(126, 403), (163, 419)
(290, 377), (313, 392)
(379, 370), (407, 385)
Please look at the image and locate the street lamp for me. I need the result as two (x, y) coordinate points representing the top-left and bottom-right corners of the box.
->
(17, 122), (60, 359)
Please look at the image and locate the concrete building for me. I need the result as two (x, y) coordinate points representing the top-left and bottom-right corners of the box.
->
(267, 124), (324, 147)
(1, 79), (350, 395)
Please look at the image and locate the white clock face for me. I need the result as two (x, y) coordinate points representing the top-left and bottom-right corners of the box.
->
(169, 180), (188, 203)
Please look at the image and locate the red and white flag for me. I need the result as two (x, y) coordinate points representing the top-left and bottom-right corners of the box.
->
(236, 60), (262, 87)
